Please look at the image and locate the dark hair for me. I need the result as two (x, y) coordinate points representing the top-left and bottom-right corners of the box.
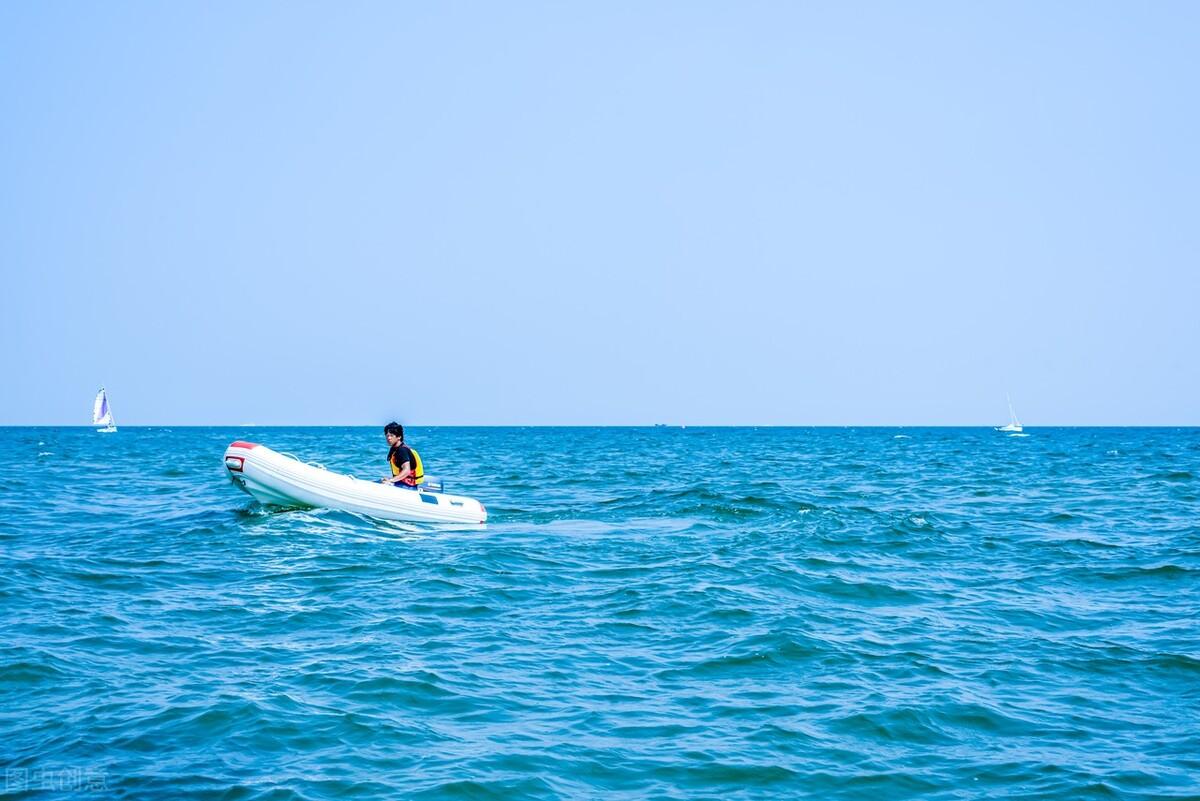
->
(383, 422), (404, 441)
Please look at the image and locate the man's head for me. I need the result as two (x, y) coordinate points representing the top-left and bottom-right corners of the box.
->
(384, 421), (404, 445)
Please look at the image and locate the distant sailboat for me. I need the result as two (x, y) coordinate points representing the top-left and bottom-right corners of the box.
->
(93, 388), (117, 433)
(995, 393), (1022, 433)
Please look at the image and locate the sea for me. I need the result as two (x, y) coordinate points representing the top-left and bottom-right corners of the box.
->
(2, 426), (1198, 800)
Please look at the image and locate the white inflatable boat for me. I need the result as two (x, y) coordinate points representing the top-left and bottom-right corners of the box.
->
(223, 441), (487, 525)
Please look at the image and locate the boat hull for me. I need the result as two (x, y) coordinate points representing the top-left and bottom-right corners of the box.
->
(223, 441), (487, 525)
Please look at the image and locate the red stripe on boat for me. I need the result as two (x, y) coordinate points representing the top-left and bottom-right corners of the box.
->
(229, 441), (259, 449)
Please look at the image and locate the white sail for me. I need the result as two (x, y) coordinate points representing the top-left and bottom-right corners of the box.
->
(93, 388), (117, 432)
(995, 393), (1022, 433)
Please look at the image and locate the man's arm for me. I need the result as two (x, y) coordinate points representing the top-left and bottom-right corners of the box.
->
(382, 461), (413, 484)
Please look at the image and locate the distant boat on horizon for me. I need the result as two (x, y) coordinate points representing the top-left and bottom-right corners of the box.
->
(995, 393), (1023, 433)
(93, 388), (117, 433)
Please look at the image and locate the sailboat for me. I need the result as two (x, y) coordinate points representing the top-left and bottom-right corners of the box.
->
(995, 393), (1022, 433)
(93, 388), (117, 433)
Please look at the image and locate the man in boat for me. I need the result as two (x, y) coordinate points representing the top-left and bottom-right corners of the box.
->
(381, 422), (425, 487)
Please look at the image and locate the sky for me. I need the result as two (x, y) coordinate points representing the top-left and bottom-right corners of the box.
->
(1, 2), (1197, 426)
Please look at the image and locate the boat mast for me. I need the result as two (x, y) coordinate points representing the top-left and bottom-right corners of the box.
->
(1006, 393), (1020, 427)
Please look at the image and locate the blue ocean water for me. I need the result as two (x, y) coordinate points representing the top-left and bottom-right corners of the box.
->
(2, 426), (1198, 800)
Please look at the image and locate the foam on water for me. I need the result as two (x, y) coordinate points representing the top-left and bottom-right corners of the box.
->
(1, 426), (1199, 800)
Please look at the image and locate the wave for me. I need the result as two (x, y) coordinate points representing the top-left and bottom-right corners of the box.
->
(656, 632), (827, 679)
(1151, 470), (1194, 482)
(1091, 563), (1195, 581)
(0, 658), (67, 685)
(411, 778), (558, 800)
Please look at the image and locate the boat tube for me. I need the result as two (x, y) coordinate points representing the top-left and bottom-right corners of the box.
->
(223, 441), (487, 525)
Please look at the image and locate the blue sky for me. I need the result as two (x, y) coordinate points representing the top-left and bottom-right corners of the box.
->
(2, 2), (1196, 425)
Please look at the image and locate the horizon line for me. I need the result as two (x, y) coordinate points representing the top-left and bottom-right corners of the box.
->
(4, 424), (1199, 429)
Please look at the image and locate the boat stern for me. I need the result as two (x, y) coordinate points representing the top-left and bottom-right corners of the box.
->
(223, 440), (297, 506)
(223, 440), (259, 479)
